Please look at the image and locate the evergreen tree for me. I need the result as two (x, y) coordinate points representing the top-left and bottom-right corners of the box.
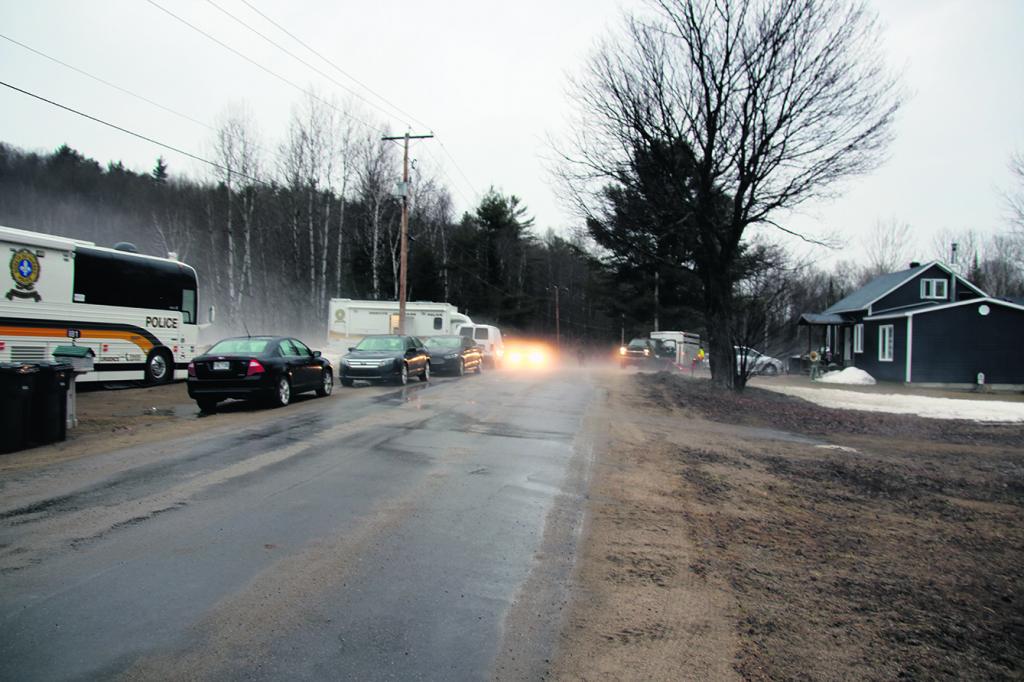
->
(151, 156), (168, 183)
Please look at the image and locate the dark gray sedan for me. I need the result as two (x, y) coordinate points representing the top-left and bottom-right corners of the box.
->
(340, 335), (430, 386)
(425, 335), (483, 376)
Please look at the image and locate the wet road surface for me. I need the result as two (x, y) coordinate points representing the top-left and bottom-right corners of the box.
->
(0, 368), (597, 680)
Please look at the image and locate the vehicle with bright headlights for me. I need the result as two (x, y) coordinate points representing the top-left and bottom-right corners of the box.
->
(618, 337), (661, 368)
(503, 341), (552, 370)
(424, 335), (483, 376)
(339, 334), (430, 386)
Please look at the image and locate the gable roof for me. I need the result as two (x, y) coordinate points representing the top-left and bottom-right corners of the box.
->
(864, 296), (1024, 320)
(823, 261), (986, 315)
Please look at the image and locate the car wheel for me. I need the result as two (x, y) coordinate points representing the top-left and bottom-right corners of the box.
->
(457, 359), (465, 377)
(145, 349), (173, 384)
(419, 362), (430, 382)
(341, 377), (353, 387)
(763, 364), (779, 376)
(397, 364), (409, 386)
(272, 374), (291, 407)
(316, 369), (333, 396)
(196, 399), (217, 413)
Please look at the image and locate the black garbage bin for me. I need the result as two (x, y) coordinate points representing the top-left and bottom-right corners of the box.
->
(0, 363), (38, 454)
(30, 362), (72, 446)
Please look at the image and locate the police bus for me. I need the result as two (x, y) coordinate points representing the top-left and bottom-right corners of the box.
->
(1, 224), (204, 383)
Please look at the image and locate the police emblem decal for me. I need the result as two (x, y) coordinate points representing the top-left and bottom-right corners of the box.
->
(6, 248), (43, 302)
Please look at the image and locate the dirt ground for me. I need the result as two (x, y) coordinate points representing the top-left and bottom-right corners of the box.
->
(0, 381), (326, 473)
(553, 370), (1024, 681)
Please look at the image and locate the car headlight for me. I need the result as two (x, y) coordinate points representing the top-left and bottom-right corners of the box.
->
(643, 348), (650, 356)
(379, 359), (394, 367)
(445, 353), (458, 359)
(619, 346), (626, 355)
(341, 358), (350, 367)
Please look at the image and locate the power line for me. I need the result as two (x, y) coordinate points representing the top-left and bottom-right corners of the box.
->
(0, 33), (214, 135)
(437, 140), (481, 200)
(237, 0), (433, 132)
(143, 0), (387, 136)
(0, 79), (259, 183)
(232, 0), (480, 207)
(149, 0), (481, 213)
(205, 0), (413, 130)
(0, 32), (274, 157)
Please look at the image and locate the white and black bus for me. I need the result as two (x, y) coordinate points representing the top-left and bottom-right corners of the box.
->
(1, 224), (204, 383)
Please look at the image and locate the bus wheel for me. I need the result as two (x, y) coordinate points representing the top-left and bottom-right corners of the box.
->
(146, 350), (173, 384)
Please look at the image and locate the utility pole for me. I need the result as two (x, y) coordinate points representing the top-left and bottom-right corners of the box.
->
(382, 131), (433, 334)
(548, 285), (567, 349)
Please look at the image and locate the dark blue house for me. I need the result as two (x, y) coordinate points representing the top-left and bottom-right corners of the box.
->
(800, 261), (1024, 388)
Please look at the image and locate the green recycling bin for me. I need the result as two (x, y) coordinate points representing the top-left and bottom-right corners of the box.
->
(30, 362), (72, 445)
(0, 363), (38, 454)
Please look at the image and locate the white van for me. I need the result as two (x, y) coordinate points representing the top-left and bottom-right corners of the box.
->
(459, 324), (504, 367)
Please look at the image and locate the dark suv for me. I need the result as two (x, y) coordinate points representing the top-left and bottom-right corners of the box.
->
(619, 337), (660, 368)
(340, 335), (430, 386)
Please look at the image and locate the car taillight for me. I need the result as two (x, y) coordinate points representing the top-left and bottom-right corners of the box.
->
(187, 361), (196, 377)
(246, 359), (265, 376)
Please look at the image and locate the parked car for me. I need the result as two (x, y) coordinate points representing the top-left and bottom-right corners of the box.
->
(619, 337), (661, 368)
(735, 346), (784, 376)
(340, 334), (430, 386)
(459, 324), (504, 367)
(187, 336), (332, 412)
(424, 335), (483, 376)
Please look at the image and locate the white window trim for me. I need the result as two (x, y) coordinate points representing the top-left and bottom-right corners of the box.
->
(920, 278), (948, 300)
(853, 323), (864, 353)
(878, 324), (894, 362)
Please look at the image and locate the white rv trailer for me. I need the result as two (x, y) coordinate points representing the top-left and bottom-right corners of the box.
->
(650, 330), (701, 366)
(327, 298), (473, 345)
(0, 224), (202, 383)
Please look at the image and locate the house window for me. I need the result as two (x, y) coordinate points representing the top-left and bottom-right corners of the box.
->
(920, 278), (948, 300)
(853, 324), (864, 353)
(878, 324), (894, 362)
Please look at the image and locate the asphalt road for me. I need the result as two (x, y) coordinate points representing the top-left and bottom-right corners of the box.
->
(0, 366), (598, 681)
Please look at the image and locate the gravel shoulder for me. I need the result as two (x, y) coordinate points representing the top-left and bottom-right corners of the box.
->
(554, 370), (1024, 680)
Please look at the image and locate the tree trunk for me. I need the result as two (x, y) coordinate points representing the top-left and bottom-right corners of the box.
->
(371, 199), (381, 299)
(307, 187), (316, 306)
(225, 174), (235, 320)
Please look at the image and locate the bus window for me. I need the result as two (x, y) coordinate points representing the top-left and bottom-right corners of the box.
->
(182, 289), (196, 324)
(73, 247), (197, 315)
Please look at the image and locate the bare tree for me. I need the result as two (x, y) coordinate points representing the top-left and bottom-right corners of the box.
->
(862, 217), (914, 279)
(211, 103), (262, 319)
(354, 132), (399, 299)
(1007, 151), (1024, 233)
(558, 0), (901, 388)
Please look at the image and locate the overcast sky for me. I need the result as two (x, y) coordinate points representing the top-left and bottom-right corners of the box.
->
(2, 0), (1022, 265)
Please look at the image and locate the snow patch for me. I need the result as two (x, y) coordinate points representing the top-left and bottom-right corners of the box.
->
(815, 444), (860, 453)
(763, 385), (1024, 422)
(818, 367), (876, 385)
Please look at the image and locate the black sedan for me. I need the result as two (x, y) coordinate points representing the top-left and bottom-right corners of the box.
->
(187, 336), (333, 412)
(424, 335), (483, 376)
(340, 335), (430, 386)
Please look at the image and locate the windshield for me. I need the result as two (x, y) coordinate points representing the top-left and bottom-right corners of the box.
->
(474, 328), (490, 340)
(425, 337), (461, 349)
(627, 339), (648, 349)
(207, 338), (270, 355)
(355, 336), (404, 351)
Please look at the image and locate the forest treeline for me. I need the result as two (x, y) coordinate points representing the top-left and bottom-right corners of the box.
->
(0, 135), (614, 343)
(1, 127), (1021, 356)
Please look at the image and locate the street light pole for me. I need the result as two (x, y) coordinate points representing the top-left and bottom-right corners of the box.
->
(382, 131), (433, 334)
